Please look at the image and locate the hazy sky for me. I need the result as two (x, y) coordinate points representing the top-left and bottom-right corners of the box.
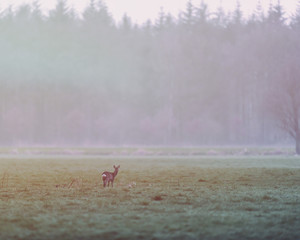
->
(0, 0), (299, 24)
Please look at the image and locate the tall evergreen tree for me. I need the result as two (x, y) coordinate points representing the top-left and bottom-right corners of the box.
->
(49, 0), (70, 24)
(120, 14), (132, 33)
(181, 0), (195, 26)
(195, 1), (209, 25)
(267, 0), (286, 26)
(155, 7), (166, 32)
(291, 1), (300, 29)
(232, 1), (243, 25)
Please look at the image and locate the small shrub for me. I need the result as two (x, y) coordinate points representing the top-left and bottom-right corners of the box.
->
(153, 195), (163, 201)
(140, 201), (150, 206)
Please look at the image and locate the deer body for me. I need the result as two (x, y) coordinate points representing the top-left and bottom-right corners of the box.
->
(102, 165), (120, 187)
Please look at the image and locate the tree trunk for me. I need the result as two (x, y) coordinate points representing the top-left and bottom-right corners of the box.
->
(296, 132), (300, 155)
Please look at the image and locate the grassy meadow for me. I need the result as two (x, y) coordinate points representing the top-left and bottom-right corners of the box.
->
(0, 148), (300, 240)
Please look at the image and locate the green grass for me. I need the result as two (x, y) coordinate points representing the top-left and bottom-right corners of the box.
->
(0, 155), (300, 240)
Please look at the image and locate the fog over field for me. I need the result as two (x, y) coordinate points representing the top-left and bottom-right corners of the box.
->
(0, 0), (300, 152)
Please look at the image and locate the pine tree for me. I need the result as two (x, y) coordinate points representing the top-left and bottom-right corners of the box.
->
(212, 2), (228, 27)
(232, 1), (243, 25)
(120, 14), (132, 33)
(181, 0), (195, 26)
(49, 0), (70, 24)
(254, 0), (265, 22)
(267, 0), (285, 25)
(155, 7), (165, 32)
(83, 0), (113, 27)
(291, 0), (300, 29)
(195, 1), (209, 24)
(31, 1), (43, 22)
(83, 0), (97, 18)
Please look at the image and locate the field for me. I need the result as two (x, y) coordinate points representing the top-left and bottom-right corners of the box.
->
(0, 148), (300, 240)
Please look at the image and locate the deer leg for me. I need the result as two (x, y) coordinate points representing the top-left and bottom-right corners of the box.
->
(104, 179), (109, 187)
(111, 181), (114, 188)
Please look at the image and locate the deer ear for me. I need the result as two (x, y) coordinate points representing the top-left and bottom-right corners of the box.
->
(113, 165), (116, 168)
(118, 165), (120, 168)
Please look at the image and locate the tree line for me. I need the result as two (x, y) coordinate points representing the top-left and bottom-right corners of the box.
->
(0, 0), (299, 152)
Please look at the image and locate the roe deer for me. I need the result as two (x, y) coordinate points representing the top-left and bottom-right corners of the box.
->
(102, 165), (120, 187)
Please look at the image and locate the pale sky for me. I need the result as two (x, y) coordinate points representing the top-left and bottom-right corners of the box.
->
(0, 0), (298, 24)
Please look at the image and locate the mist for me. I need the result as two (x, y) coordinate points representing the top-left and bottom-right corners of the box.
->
(0, 0), (299, 147)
